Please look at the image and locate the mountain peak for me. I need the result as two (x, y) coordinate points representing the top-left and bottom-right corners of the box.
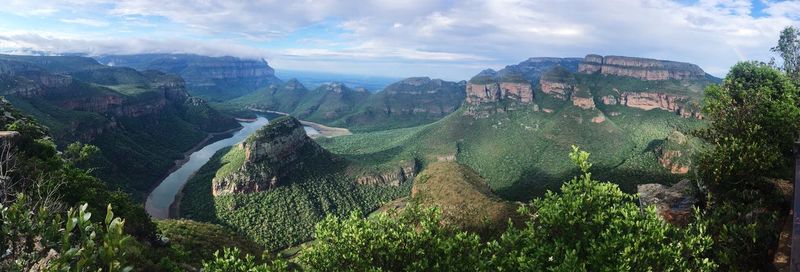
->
(213, 116), (330, 196)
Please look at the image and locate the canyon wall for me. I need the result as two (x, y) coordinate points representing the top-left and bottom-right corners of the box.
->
(578, 54), (706, 81)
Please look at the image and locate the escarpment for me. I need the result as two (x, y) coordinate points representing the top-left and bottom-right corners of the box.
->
(95, 54), (282, 99)
(354, 160), (418, 186)
(578, 54), (707, 81)
(212, 116), (330, 196)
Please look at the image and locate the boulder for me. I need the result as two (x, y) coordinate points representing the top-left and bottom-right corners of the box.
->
(637, 179), (698, 225)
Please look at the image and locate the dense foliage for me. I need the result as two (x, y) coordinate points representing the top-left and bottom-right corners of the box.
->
(694, 60), (799, 269)
(206, 147), (715, 271)
(487, 146), (715, 271)
(180, 147), (411, 250)
(298, 206), (484, 271)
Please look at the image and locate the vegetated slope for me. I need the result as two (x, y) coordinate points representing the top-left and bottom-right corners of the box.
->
(0, 54), (240, 199)
(179, 116), (411, 250)
(155, 219), (264, 268)
(225, 77), (467, 132)
(317, 54), (715, 201)
(409, 162), (521, 237)
(95, 53), (282, 101)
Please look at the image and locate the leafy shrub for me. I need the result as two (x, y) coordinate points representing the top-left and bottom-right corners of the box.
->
(485, 146), (716, 271)
(298, 206), (484, 271)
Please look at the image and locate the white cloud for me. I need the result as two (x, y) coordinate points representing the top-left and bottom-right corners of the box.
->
(0, 0), (798, 79)
(60, 18), (110, 27)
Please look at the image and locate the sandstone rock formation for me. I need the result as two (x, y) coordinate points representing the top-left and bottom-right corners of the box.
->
(637, 179), (698, 225)
(656, 131), (693, 174)
(578, 54), (706, 81)
(539, 80), (572, 100)
(95, 54), (282, 99)
(600, 91), (702, 118)
(355, 160), (417, 186)
(213, 116), (329, 196)
(465, 82), (533, 105)
(571, 95), (595, 109)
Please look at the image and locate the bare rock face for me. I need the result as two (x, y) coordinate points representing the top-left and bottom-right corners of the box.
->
(601, 92), (702, 118)
(212, 116), (328, 196)
(464, 82), (534, 117)
(637, 179), (698, 225)
(355, 160), (417, 186)
(539, 80), (572, 100)
(465, 82), (533, 105)
(656, 131), (692, 174)
(571, 95), (595, 109)
(579, 54), (706, 81)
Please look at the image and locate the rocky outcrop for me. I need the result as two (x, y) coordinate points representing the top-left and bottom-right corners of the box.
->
(355, 160), (417, 186)
(465, 82), (533, 105)
(212, 116), (328, 196)
(578, 54), (706, 81)
(637, 179), (698, 225)
(659, 150), (689, 174)
(601, 92), (701, 118)
(656, 131), (692, 174)
(539, 80), (572, 100)
(571, 95), (595, 109)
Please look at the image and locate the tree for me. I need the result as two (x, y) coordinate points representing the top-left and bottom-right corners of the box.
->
(202, 248), (289, 272)
(697, 61), (800, 197)
(298, 206), (485, 271)
(485, 146), (716, 271)
(772, 26), (800, 83)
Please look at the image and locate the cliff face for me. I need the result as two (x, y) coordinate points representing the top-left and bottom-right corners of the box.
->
(465, 82), (534, 105)
(600, 91), (702, 118)
(578, 54), (707, 81)
(355, 160), (418, 186)
(212, 116), (329, 196)
(464, 58), (581, 117)
(95, 54), (282, 100)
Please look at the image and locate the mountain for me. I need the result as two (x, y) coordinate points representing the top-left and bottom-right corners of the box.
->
(181, 54), (717, 252)
(95, 54), (282, 101)
(226, 77), (466, 132)
(318, 54), (717, 201)
(292, 82), (371, 122)
(0, 54), (240, 198)
(179, 116), (413, 249)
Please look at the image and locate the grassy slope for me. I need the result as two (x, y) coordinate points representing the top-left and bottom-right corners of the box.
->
(411, 162), (521, 237)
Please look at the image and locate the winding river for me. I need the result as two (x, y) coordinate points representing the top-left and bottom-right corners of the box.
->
(145, 116), (321, 219)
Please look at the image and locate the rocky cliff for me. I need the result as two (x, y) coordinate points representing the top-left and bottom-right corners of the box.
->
(600, 91), (702, 118)
(212, 116), (329, 196)
(578, 54), (707, 81)
(464, 58), (582, 117)
(95, 54), (282, 100)
(354, 160), (418, 186)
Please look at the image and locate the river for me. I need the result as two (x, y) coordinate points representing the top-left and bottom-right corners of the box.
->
(144, 116), (320, 219)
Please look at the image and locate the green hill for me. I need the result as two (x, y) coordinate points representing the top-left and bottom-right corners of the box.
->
(223, 77), (466, 132)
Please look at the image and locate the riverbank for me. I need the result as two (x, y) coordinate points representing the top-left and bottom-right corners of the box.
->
(248, 108), (352, 138)
(146, 125), (245, 218)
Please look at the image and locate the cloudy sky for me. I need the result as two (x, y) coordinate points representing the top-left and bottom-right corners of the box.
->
(0, 0), (797, 80)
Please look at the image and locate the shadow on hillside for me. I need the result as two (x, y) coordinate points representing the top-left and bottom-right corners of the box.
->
(494, 166), (685, 202)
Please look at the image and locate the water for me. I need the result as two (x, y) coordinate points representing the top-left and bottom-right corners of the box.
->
(144, 117), (271, 218)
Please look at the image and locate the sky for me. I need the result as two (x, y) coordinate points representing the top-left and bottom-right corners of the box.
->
(0, 0), (798, 81)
